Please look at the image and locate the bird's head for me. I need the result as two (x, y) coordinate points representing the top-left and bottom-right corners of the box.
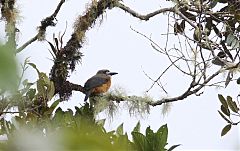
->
(96, 69), (118, 76)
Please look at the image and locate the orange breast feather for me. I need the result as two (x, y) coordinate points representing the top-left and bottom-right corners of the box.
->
(92, 79), (111, 94)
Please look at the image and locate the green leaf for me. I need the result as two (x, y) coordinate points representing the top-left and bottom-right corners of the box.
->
(193, 27), (201, 41)
(168, 144), (181, 151)
(156, 124), (168, 150)
(118, 133), (130, 147)
(132, 132), (151, 151)
(133, 121), (140, 132)
(218, 110), (231, 123)
(145, 126), (154, 141)
(226, 34), (234, 46)
(26, 88), (36, 101)
(0, 45), (17, 90)
(47, 81), (55, 100)
(52, 107), (65, 126)
(232, 101), (239, 112)
(145, 126), (156, 150)
(116, 123), (124, 136)
(221, 124), (231, 136)
(39, 72), (49, 84)
(27, 62), (40, 75)
(50, 99), (60, 109)
(220, 105), (230, 116)
(226, 96), (239, 113)
(231, 39), (240, 49)
(226, 33), (239, 49)
(37, 80), (46, 98)
(218, 94), (228, 109)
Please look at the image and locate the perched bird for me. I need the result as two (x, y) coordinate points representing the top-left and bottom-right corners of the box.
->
(83, 69), (118, 102)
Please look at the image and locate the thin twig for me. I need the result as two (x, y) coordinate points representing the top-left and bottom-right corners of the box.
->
(145, 57), (182, 93)
(149, 69), (222, 106)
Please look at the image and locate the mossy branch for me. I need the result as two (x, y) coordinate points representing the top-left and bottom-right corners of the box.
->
(1, 0), (17, 49)
(50, 0), (120, 99)
(90, 88), (151, 118)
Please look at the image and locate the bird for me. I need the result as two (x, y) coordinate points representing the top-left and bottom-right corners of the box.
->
(83, 69), (118, 102)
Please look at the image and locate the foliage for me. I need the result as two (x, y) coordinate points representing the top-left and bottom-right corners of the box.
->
(0, 44), (17, 91)
(131, 122), (181, 151)
(0, 101), (179, 151)
(217, 94), (240, 136)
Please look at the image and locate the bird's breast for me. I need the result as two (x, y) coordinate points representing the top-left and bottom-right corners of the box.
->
(92, 80), (111, 94)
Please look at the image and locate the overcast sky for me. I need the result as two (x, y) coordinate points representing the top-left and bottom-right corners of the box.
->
(13, 0), (240, 150)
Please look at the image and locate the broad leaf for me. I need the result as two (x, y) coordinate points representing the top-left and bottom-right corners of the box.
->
(220, 105), (230, 116)
(27, 62), (40, 75)
(145, 126), (155, 149)
(221, 124), (231, 136)
(226, 96), (239, 113)
(47, 81), (55, 100)
(132, 132), (151, 151)
(218, 94), (228, 109)
(50, 99), (60, 109)
(156, 124), (168, 150)
(193, 27), (201, 41)
(26, 88), (36, 101)
(133, 121), (141, 132)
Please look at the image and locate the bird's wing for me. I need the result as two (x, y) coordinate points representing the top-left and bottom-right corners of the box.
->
(84, 75), (109, 91)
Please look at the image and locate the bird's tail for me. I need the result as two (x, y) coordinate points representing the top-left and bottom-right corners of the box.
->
(84, 91), (91, 102)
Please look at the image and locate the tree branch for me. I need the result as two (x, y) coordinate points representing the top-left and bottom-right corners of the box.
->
(116, 2), (197, 28)
(115, 1), (174, 21)
(16, 0), (66, 53)
(149, 69), (222, 106)
(1, 0), (17, 49)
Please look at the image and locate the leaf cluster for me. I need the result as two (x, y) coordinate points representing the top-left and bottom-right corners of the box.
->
(0, 100), (180, 151)
(217, 94), (240, 136)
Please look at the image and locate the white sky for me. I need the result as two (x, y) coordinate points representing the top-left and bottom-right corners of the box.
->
(11, 0), (240, 150)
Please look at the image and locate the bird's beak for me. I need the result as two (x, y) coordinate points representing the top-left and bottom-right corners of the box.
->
(107, 71), (118, 76)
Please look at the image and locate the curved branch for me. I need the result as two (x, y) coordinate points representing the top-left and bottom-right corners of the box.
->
(115, 1), (174, 21)
(116, 2), (197, 28)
